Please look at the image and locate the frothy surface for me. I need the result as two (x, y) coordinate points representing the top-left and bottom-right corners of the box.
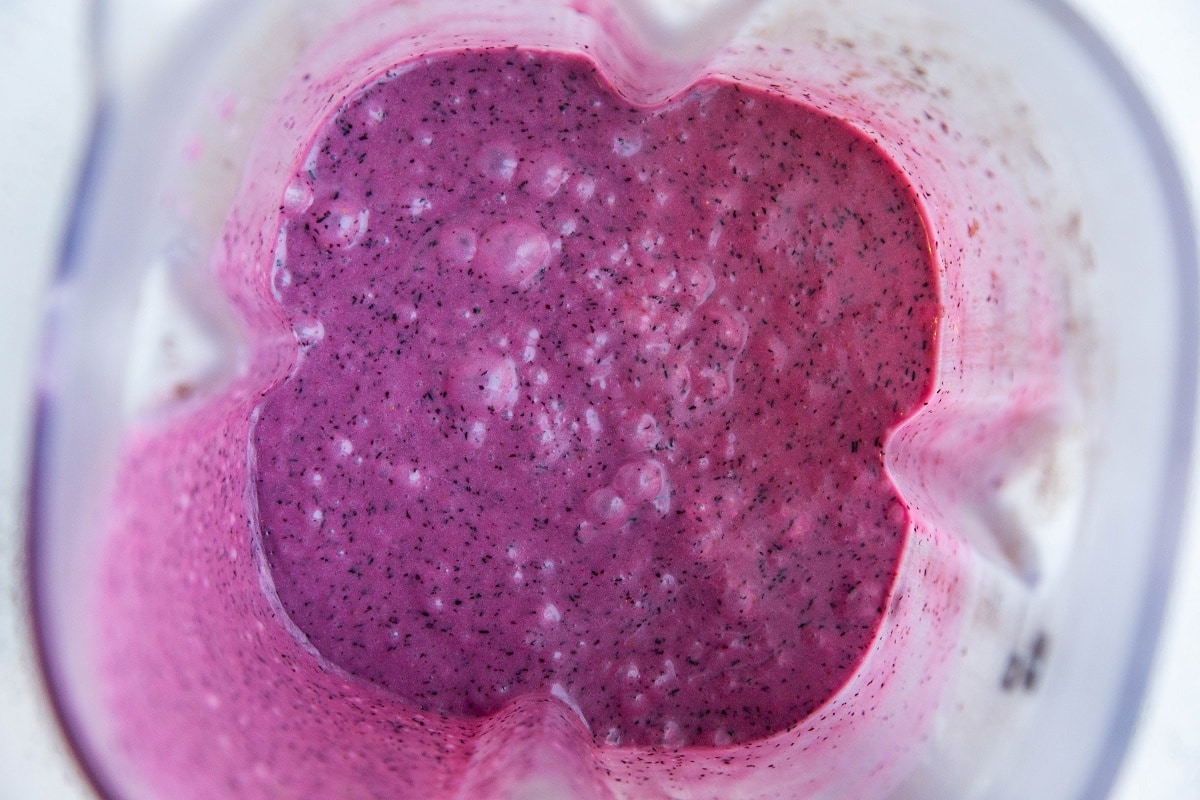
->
(252, 48), (938, 748)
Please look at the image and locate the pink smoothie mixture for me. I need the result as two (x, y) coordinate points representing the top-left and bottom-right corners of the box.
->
(93, 44), (954, 800)
(254, 47), (936, 747)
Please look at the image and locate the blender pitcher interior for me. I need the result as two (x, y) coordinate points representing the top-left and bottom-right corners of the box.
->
(29, 1), (1196, 799)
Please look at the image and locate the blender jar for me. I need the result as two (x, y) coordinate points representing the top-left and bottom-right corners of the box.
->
(29, 1), (1197, 799)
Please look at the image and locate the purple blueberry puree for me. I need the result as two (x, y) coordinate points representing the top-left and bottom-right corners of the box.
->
(87, 38), (981, 800)
(252, 48), (937, 748)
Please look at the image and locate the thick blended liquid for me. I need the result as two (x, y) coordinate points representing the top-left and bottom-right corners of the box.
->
(253, 48), (937, 749)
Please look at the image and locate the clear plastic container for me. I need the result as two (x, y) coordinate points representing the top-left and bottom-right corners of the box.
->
(29, 1), (1197, 798)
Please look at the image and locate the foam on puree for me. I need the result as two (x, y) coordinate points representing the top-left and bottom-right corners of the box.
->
(251, 47), (939, 748)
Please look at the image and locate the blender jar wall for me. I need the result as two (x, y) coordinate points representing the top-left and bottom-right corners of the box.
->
(29, 1), (1195, 799)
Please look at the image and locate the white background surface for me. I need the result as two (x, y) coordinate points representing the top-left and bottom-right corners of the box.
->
(1, 1), (1197, 798)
